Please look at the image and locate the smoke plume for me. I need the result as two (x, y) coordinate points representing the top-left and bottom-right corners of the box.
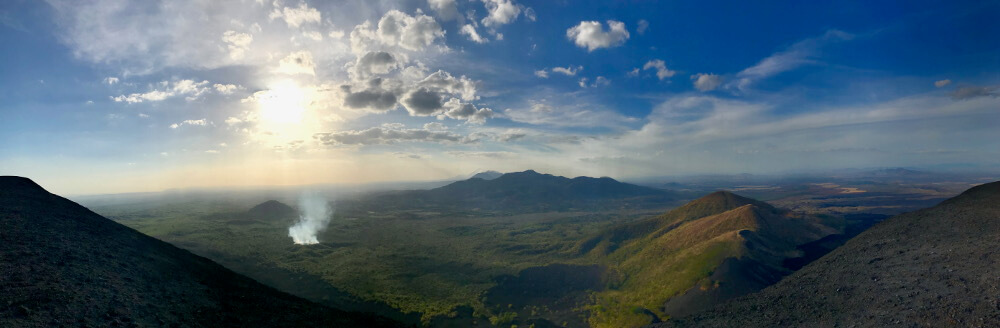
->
(288, 192), (332, 245)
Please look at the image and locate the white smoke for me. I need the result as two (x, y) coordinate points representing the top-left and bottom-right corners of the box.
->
(288, 192), (332, 245)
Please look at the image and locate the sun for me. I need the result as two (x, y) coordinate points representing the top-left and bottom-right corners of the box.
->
(257, 80), (307, 124)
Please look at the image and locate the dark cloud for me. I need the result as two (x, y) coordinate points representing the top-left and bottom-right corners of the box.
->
(442, 98), (494, 124)
(401, 88), (444, 115)
(342, 84), (398, 111)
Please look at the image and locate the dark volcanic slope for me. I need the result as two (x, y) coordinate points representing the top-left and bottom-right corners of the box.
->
(656, 181), (1000, 328)
(0, 176), (400, 328)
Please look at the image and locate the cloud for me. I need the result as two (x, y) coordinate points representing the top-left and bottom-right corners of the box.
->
(348, 51), (400, 79)
(504, 101), (638, 129)
(934, 79), (952, 88)
(523, 7), (536, 22)
(423, 122), (447, 130)
(276, 50), (316, 75)
(401, 87), (445, 115)
(534, 70), (549, 78)
(112, 79), (210, 103)
(341, 83), (399, 112)
(103, 77), (119, 85)
(734, 30), (852, 90)
(221, 30), (252, 59)
(951, 86), (998, 100)
(213, 83), (241, 94)
(428, 0), (459, 21)
(593, 76), (610, 87)
(627, 68), (639, 77)
(566, 20), (629, 51)
(460, 24), (487, 43)
(269, 2), (322, 28)
(169, 118), (210, 129)
(497, 130), (526, 142)
(691, 73), (722, 91)
(481, 0), (522, 28)
(643, 59), (675, 80)
(637, 19), (649, 34)
(417, 70), (478, 101)
(447, 151), (513, 158)
(315, 125), (474, 145)
(551, 65), (582, 76)
(366, 10), (445, 52)
(441, 98), (494, 124)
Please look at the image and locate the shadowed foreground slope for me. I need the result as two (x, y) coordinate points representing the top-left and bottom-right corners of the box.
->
(655, 181), (1000, 327)
(0, 176), (402, 328)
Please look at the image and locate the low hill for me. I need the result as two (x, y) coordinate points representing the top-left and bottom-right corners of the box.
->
(581, 191), (841, 327)
(345, 170), (679, 213)
(0, 176), (401, 328)
(246, 199), (296, 219)
(653, 181), (1000, 327)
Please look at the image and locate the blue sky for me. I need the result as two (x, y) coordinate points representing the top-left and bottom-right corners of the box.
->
(1, 0), (998, 194)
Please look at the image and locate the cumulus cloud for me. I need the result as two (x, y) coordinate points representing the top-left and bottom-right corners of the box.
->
(112, 79), (210, 103)
(417, 70), (478, 101)
(269, 2), (322, 28)
(354, 10), (445, 52)
(691, 73), (722, 91)
(566, 20), (629, 51)
(934, 79), (952, 88)
(428, 0), (459, 21)
(315, 125), (474, 145)
(951, 86), (998, 100)
(481, 0), (522, 28)
(534, 70), (549, 78)
(643, 59), (675, 80)
(460, 24), (488, 43)
(276, 50), (316, 75)
(103, 77), (119, 85)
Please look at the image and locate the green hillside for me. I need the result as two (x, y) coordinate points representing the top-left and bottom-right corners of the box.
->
(581, 191), (842, 327)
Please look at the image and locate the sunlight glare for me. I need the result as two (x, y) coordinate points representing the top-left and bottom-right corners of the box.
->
(258, 80), (307, 124)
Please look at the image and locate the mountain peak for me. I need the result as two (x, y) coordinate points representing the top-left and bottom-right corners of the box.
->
(470, 170), (503, 180)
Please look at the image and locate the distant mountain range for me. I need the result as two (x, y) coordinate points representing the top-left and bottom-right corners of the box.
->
(0, 176), (400, 327)
(655, 180), (1000, 327)
(342, 170), (681, 213)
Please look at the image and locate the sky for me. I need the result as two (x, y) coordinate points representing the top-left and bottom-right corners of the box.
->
(1, 0), (998, 195)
